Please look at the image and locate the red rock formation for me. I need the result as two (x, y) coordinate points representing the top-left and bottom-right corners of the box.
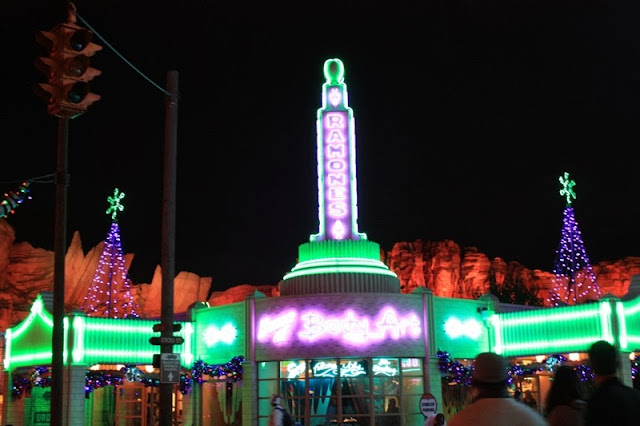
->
(386, 239), (640, 302)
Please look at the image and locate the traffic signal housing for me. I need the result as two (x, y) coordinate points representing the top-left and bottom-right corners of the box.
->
(35, 22), (102, 118)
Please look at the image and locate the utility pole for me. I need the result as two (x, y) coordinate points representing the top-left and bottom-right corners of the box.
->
(36, 5), (102, 424)
(51, 116), (68, 426)
(159, 70), (179, 425)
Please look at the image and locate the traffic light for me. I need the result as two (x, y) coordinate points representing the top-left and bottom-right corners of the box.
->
(35, 21), (101, 118)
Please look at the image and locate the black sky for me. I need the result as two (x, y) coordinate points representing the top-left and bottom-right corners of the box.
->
(3, 0), (640, 291)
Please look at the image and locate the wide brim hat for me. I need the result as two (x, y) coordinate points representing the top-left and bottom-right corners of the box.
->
(472, 352), (508, 384)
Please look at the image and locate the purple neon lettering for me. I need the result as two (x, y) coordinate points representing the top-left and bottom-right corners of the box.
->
(328, 187), (347, 200)
(327, 174), (346, 186)
(328, 203), (347, 217)
(326, 113), (344, 128)
(327, 160), (346, 171)
(326, 144), (346, 157)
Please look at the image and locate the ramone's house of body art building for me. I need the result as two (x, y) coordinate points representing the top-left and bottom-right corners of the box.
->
(187, 59), (640, 425)
(3, 59), (640, 426)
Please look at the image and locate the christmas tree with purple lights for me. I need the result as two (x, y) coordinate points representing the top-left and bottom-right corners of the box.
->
(547, 172), (602, 306)
(82, 188), (139, 318)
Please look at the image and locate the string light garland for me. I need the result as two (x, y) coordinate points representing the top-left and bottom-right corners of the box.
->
(0, 181), (31, 219)
(12, 356), (246, 399)
(14, 354), (638, 401)
(436, 350), (596, 385)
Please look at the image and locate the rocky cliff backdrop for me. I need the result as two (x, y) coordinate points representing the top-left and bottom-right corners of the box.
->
(2, 219), (640, 331)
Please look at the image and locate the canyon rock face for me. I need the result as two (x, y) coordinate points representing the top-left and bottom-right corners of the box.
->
(2, 219), (640, 331)
(386, 239), (640, 301)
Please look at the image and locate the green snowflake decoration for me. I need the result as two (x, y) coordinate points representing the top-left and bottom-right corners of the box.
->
(559, 172), (576, 206)
(106, 188), (125, 220)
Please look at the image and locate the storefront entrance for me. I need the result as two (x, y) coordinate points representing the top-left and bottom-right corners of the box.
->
(257, 357), (426, 426)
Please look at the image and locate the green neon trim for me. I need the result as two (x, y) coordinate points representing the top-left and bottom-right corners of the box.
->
(9, 352), (52, 365)
(80, 318), (194, 367)
(85, 323), (159, 333)
(5, 295), (55, 370)
(284, 264), (397, 280)
(84, 350), (158, 358)
(490, 303), (613, 355)
(600, 301), (613, 343)
(490, 314), (502, 354)
(290, 257), (391, 270)
(500, 337), (602, 353)
(297, 240), (381, 262)
(616, 302), (628, 350)
(4, 328), (12, 370)
(627, 336), (640, 345)
(63, 317), (69, 363)
(72, 315), (85, 363)
(624, 299), (640, 315)
(498, 309), (600, 326)
(324, 58), (345, 84)
(10, 295), (53, 340)
(182, 322), (195, 365)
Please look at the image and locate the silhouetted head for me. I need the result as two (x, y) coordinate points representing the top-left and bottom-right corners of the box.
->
(588, 340), (618, 375)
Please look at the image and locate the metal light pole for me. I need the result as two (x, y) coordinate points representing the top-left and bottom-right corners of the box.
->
(159, 70), (179, 425)
(51, 116), (69, 426)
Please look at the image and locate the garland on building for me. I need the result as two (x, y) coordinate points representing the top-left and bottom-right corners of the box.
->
(437, 350), (597, 385)
(191, 356), (244, 384)
(12, 356), (245, 399)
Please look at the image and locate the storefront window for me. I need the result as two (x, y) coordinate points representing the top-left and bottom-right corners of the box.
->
(258, 357), (425, 426)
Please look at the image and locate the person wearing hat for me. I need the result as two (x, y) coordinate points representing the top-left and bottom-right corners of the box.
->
(447, 352), (547, 426)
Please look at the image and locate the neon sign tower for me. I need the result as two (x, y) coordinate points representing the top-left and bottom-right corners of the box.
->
(281, 59), (399, 296)
(311, 58), (364, 242)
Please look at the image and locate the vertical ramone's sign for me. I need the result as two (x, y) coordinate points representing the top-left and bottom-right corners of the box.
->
(312, 59), (365, 242)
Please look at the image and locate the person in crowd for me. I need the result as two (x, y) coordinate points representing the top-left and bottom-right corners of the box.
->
(447, 352), (547, 426)
(424, 412), (447, 426)
(544, 365), (586, 426)
(523, 390), (538, 410)
(386, 397), (399, 414)
(268, 395), (285, 426)
(433, 413), (447, 425)
(385, 397), (400, 426)
(584, 340), (640, 425)
(514, 389), (523, 402)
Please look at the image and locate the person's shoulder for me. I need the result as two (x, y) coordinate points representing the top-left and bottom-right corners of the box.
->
(570, 398), (587, 410)
(509, 400), (546, 422)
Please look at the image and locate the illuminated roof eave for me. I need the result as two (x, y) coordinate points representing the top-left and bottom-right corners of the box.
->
(283, 263), (398, 280)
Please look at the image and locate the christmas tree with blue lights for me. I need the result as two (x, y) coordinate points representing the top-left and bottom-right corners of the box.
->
(82, 188), (139, 318)
(547, 173), (602, 306)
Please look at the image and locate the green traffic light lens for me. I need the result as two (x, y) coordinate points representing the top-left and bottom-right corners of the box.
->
(68, 29), (92, 52)
(67, 82), (89, 103)
(66, 55), (89, 78)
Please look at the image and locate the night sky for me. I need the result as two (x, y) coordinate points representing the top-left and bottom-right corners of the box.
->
(3, 0), (640, 291)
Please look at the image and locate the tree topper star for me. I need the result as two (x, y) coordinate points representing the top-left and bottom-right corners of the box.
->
(106, 188), (125, 220)
(559, 172), (576, 206)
